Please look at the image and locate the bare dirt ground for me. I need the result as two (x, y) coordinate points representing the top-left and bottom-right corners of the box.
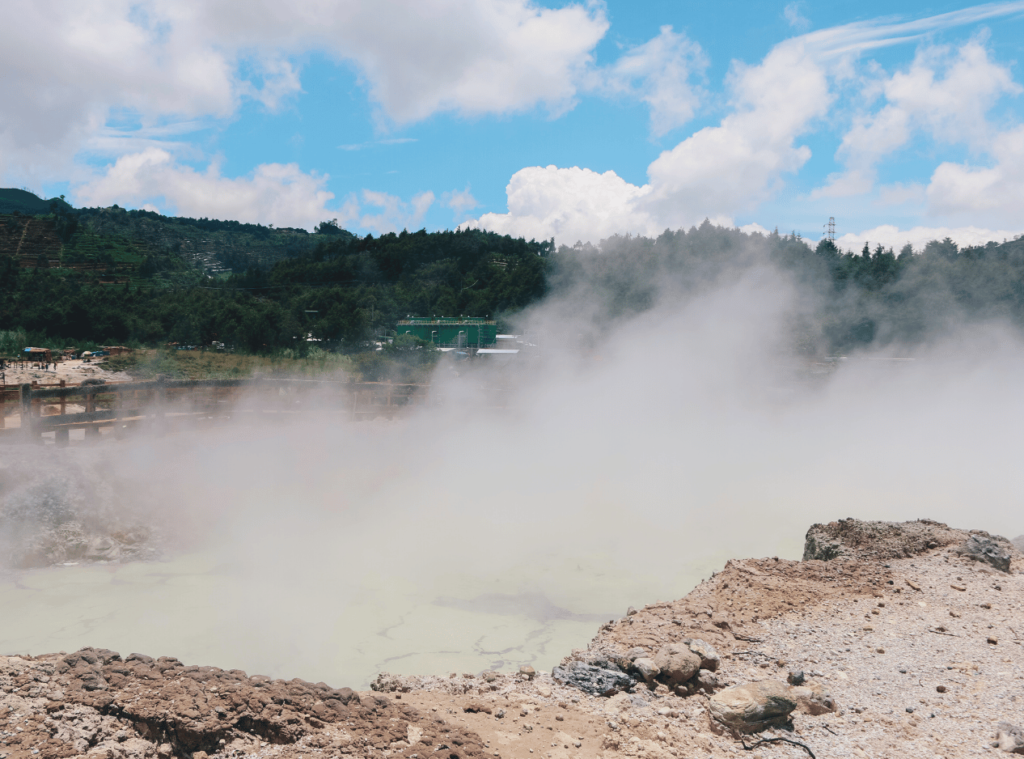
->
(2, 360), (133, 431)
(2, 359), (132, 389)
(2, 519), (1022, 759)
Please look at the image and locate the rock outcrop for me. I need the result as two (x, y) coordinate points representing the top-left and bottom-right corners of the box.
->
(803, 518), (1020, 571)
(1, 648), (487, 759)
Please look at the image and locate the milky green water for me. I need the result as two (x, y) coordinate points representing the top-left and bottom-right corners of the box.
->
(0, 547), (751, 689)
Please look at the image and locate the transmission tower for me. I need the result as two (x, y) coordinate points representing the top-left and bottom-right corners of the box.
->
(825, 217), (835, 242)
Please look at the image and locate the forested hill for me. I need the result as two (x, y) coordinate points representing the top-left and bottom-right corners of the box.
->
(4, 184), (1024, 358)
(0, 189), (72, 215)
(75, 206), (328, 273)
(0, 225), (551, 352)
(551, 223), (1024, 351)
(0, 189), (332, 275)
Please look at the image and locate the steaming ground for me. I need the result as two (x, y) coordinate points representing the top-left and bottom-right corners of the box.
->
(3, 277), (1024, 688)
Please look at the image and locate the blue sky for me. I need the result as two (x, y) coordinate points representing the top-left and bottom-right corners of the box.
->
(3, 0), (1024, 251)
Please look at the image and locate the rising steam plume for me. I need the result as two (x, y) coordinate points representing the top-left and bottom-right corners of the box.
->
(2, 228), (1023, 686)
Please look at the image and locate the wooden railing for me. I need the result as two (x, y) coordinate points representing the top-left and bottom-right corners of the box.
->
(2, 377), (435, 445)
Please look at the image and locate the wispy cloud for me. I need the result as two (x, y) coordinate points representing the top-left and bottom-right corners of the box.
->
(337, 138), (419, 151)
(798, 0), (1024, 57)
(783, 3), (811, 32)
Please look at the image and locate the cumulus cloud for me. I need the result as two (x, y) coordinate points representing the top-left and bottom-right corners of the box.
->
(472, 37), (830, 243)
(467, 165), (659, 243)
(814, 39), (1021, 198)
(926, 125), (1024, 226)
(601, 26), (708, 136)
(0, 0), (609, 182)
(73, 149), (339, 229)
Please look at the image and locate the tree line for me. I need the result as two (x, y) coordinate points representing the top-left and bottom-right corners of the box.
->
(3, 209), (1024, 358)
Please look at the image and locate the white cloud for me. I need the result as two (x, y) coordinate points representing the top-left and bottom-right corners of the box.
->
(468, 165), (659, 244)
(358, 190), (436, 234)
(816, 39), (1021, 198)
(472, 36), (831, 244)
(926, 125), (1024, 226)
(0, 0), (609, 182)
(601, 26), (708, 136)
(644, 39), (830, 223)
(836, 223), (1023, 252)
(784, 3), (811, 32)
(73, 148), (338, 229)
(75, 148), (444, 233)
(443, 188), (480, 223)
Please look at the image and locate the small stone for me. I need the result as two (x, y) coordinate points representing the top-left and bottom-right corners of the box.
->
(520, 665), (536, 680)
(906, 707), (915, 713)
(936, 685), (947, 693)
(951, 584), (967, 591)
(626, 606), (638, 616)
(787, 670), (805, 686)
(988, 637), (998, 645)
(906, 579), (922, 591)
(495, 709), (505, 719)
(876, 648), (885, 654)
(555, 715), (564, 721)
(981, 603), (992, 610)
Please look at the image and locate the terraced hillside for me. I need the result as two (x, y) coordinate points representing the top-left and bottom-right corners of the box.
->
(77, 206), (326, 274)
(0, 214), (153, 281)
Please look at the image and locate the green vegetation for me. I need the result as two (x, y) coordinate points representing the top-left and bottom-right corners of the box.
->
(0, 189), (72, 216)
(103, 348), (356, 381)
(6, 187), (1024, 370)
(551, 224), (1024, 353)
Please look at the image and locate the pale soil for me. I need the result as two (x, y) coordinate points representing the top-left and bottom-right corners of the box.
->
(2, 360), (133, 428)
(2, 520), (1022, 759)
(2, 359), (132, 389)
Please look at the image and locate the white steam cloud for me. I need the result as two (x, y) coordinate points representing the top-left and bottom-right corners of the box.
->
(3, 242), (1024, 687)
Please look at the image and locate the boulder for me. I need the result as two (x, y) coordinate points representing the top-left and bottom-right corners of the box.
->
(957, 534), (1012, 573)
(803, 519), (962, 562)
(686, 639), (720, 672)
(709, 681), (796, 733)
(652, 644), (700, 686)
(552, 661), (635, 697)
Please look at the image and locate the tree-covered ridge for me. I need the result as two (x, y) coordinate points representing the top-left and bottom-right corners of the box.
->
(551, 222), (1024, 353)
(75, 205), (325, 274)
(0, 188), (72, 216)
(4, 185), (1024, 360)
(0, 226), (549, 353)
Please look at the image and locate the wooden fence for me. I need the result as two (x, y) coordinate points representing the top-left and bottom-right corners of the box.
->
(1, 377), (434, 445)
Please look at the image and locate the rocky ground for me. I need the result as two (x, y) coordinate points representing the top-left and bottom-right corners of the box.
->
(2, 519), (1023, 759)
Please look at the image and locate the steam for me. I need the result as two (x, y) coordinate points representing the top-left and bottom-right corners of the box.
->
(3, 233), (1024, 687)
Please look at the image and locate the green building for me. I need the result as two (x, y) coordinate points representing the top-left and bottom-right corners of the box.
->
(396, 317), (497, 347)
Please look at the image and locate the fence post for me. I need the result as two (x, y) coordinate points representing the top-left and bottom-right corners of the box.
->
(20, 384), (36, 442)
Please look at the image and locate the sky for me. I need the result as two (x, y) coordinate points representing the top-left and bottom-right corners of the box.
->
(3, 0), (1024, 252)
